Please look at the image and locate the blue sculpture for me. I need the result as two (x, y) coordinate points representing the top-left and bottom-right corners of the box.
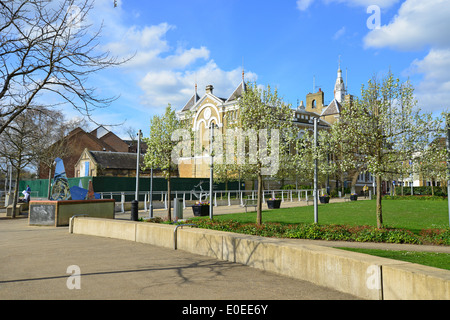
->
(50, 158), (71, 200)
(50, 158), (99, 201)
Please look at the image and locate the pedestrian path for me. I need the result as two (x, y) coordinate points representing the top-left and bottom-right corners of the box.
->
(0, 218), (358, 300)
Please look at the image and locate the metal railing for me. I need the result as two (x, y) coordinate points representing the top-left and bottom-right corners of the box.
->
(95, 189), (316, 213)
(2, 188), (319, 213)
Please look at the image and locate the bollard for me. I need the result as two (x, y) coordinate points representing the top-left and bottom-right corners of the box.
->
(131, 200), (139, 221)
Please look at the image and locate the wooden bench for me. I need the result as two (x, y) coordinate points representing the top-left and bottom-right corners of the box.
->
(243, 199), (257, 213)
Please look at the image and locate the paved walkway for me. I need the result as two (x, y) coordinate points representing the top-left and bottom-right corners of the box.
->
(0, 199), (448, 301)
(0, 217), (358, 300)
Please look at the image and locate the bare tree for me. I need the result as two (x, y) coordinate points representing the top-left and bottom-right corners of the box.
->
(0, 109), (45, 217)
(0, 0), (128, 135)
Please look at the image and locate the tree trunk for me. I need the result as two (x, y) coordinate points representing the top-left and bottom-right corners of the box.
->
(350, 170), (360, 193)
(11, 168), (21, 219)
(167, 175), (172, 221)
(256, 173), (263, 225)
(431, 180), (434, 196)
(376, 173), (383, 229)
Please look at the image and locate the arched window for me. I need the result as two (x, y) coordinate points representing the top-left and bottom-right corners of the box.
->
(312, 99), (316, 108)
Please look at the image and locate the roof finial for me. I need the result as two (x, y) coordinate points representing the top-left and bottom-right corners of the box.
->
(338, 55), (341, 71)
(194, 80), (198, 103)
(242, 57), (245, 81)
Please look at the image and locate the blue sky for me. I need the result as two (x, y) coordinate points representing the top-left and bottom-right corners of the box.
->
(74, 0), (450, 137)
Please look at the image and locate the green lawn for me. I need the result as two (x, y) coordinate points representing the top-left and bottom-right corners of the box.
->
(337, 248), (450, 271)
(213, 199), (449, 233)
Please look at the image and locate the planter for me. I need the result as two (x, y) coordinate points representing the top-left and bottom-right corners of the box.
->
(319, 196), (330, 204)
(350, 195), (358, 201)
(192, 205), (209, 216)
(267, 199), (281, 209)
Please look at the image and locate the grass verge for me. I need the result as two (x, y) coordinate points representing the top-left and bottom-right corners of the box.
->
(337, 247), (450, 271)
(180, 199), (450, 245)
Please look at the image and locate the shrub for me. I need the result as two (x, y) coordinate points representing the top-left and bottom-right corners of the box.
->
(187, 220), (434, 245)
(148, 218), (448, 245)
(383, 195), (446, 201)
(420, 229), (450, 245)
(394, 186), (447, 197)
(281, 184), (296, 190)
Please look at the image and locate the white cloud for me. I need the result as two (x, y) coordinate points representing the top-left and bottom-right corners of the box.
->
(333, 26), (346, 40)
(297, 0), (399, 11)
(87, 1), (256, 113)
(138, 60), (258, 109)
(363, 0), (450, 51)
(328, 0), (399, 7)
(411, 49), (450, 81)
(362, 0), (450, 112)
(296, 0), (315, 11)
(103, 23), (176, 68)
(408, 49), (450, 112)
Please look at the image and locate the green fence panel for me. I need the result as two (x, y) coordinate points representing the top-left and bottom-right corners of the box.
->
(20, 177), (240, 200)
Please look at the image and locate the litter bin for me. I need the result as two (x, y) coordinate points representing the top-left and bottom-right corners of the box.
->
(173, 198), (183, 220)
(131, 200), (139, 221)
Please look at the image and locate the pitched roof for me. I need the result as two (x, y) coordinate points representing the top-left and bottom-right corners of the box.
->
(66, 127), (116, 151)
(89, 151), (142, 170)
(226, 81), (246, 102)
(321, 99), (341, 116)
(90, 125), (109, 139)
(181, 93), (201, 112)
(180, 81), (246, 113)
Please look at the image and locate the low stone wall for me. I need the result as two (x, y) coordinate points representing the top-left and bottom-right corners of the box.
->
(70, 217), (450, 300)
(29, 200), (115, 226)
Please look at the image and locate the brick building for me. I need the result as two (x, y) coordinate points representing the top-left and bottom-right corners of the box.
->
(38, 126), (132, 179)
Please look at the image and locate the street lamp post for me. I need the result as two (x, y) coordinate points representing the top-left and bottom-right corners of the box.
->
(135, 129), (142, 201)
(209, 123), (214, 220)
(132, 129), (142, 221)
(447, 115), (450, 227)
(313, 117), (318, 224)
(149, 166), (153, 219)
(209, 123), (218, 220)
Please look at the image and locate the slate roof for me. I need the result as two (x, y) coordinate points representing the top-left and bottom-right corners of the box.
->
(89, 151), (143, 170)
(181, 93), (201, 112)
(181, 81), (246, 112)
(226, 81), (246, 102)
(321, 99), (341, 116)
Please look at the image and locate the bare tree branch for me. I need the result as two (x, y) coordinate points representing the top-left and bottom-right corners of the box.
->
(0, 0), (130, 135)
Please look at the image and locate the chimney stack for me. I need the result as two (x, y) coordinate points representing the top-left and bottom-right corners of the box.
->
(206, 84), (214, 95)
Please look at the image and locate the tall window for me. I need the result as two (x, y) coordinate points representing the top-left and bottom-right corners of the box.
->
(84, 161), (90, 177)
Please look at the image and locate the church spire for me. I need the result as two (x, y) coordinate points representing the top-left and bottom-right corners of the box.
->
(334, 56), (345, 103)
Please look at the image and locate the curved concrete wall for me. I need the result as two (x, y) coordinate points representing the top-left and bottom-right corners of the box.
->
(70, 217), (450, 300)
